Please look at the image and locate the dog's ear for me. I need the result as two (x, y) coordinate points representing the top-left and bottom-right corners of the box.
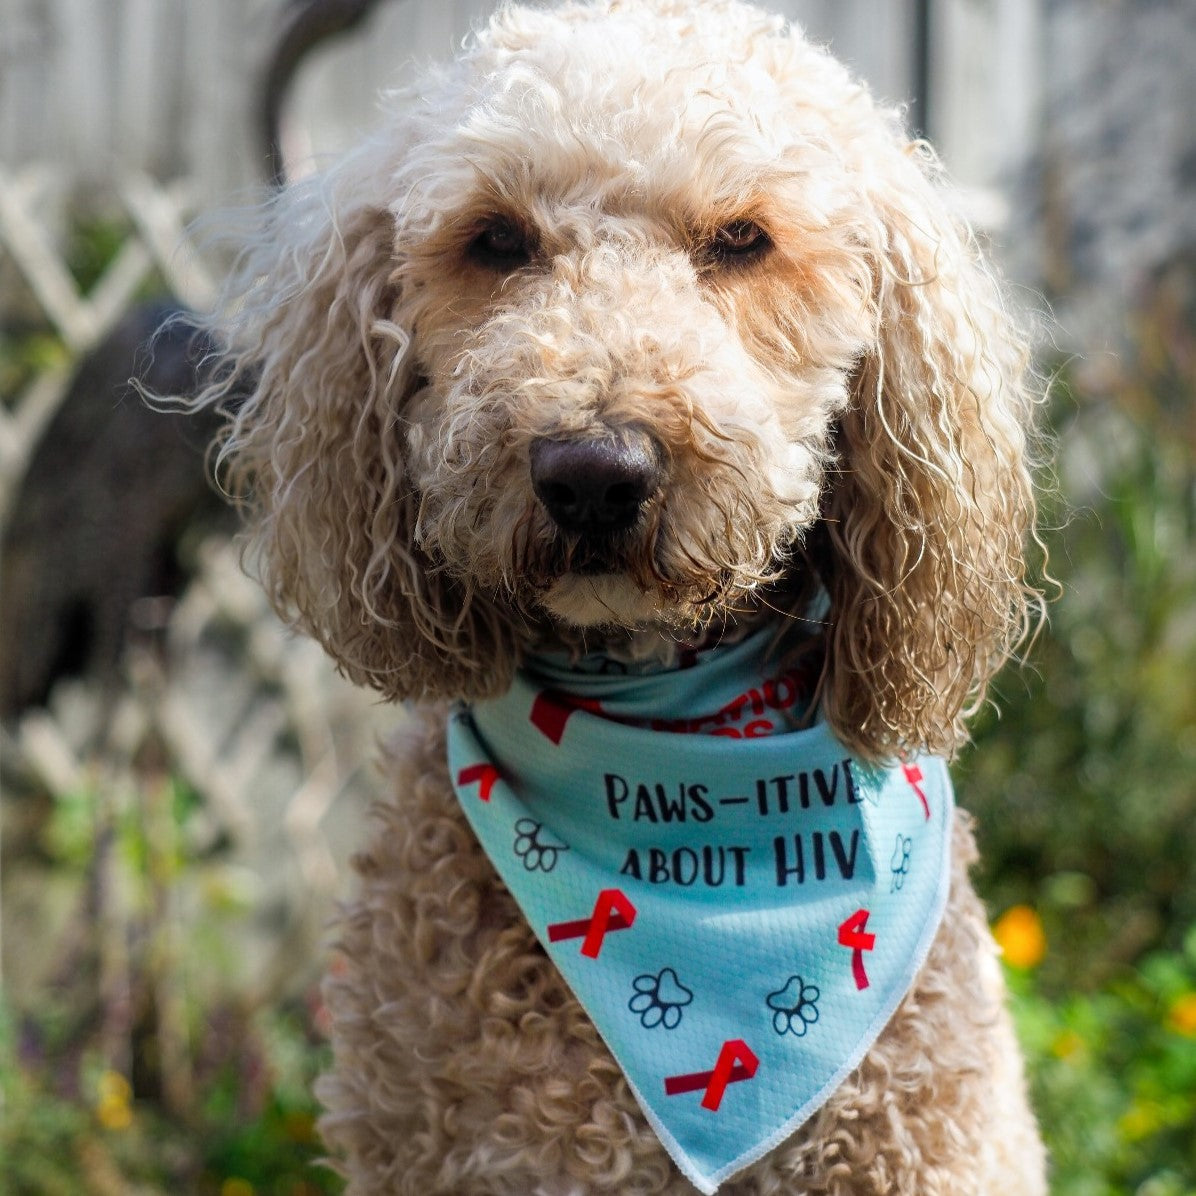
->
(820, 141), (1041, 760)
(193, 142), (516, 702)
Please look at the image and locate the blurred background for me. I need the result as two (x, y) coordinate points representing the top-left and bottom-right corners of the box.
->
(0, 0), (1193, 1193)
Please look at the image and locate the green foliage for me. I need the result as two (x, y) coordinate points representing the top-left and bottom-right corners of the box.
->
(1009, 928), (1196, 1195)
(0, 1001), (339, 1196)
(64, 209), (171, 304)
(64, 213), (132, 296)
(960, 261), (1196, 1191)
(960, 267), (1196, 991)
(0, 327), (69, 400)
(2, 758), (340, 1194)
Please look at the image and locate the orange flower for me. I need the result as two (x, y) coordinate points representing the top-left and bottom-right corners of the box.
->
(993, 905), (1047, 969)
(1167, 992), (1196, 1037)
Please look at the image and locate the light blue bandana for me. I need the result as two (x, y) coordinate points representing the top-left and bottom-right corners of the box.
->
(447, 630), (953, 1194)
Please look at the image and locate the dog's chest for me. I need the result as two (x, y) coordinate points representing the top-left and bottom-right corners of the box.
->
(353, 710), (1011, 1194)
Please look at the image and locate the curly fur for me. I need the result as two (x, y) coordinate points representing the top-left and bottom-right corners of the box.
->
(190, 0), (1047, 1190)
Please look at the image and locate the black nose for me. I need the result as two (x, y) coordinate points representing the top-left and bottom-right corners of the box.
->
(530, 435), (663, 534)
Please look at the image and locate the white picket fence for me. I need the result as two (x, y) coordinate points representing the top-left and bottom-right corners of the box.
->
(0, 0), (1043, 200)
(0, 0), (270, 199)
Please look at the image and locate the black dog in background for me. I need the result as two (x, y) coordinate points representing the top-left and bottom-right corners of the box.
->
(0, 301), (230, 716)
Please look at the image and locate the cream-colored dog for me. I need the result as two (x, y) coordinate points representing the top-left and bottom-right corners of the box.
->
(195, 1), (1047, 1190)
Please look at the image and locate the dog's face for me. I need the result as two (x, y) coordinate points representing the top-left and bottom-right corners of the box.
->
(395, 9), (875, 630)
(204, 0), (1039, 758)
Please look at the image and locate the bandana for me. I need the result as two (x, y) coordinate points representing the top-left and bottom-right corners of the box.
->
(446, 630), (953, 1194)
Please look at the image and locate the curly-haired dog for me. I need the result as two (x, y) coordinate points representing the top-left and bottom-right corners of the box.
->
(194, 1), (1047, 1191)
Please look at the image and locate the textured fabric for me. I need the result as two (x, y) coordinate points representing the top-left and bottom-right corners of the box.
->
(447, 631), (953, 1194)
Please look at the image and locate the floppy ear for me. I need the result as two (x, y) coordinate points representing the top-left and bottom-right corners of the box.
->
(819, 141), (1042, 760)
(192, 142), (517, 702)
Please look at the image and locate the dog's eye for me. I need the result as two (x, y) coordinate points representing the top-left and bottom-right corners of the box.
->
(708, 220), (771, 262)
(468, 218), (533, 270)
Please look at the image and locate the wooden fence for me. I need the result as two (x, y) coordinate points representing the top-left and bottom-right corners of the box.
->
(0, 0), (1043, 200)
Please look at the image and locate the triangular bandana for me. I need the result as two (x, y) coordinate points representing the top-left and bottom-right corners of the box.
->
(447, 631), (953, 1194)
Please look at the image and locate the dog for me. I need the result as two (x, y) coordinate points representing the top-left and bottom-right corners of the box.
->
(192, 1), (1048, 1191)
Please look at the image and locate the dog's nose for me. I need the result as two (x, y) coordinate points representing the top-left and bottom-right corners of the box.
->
(530, 434), (663, 534)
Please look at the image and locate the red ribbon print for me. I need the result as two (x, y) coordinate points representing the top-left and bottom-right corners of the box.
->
(902, 762), (931, 820)
(547, 888), (637, 958)
(665, 1039), (760, 1111)
(528, 690), (605, 744)
(838, 908), (877, 990)
(456, 763), (500, 802)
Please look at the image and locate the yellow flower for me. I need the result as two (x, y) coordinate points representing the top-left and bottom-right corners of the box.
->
(1050, 1029), (1084, 1060)
(221, 1180), (255, 1196)
(1167, 991), (1196, 1037)
(1118, 1099), (1164, 1142)
(95, 1070), (133, 1131)
(993, 905), (1047, 969)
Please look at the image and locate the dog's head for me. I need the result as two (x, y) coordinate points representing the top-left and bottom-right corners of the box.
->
(200, 0), (1040, 759)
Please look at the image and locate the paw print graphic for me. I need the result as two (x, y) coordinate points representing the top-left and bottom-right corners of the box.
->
(890, 834), (912, 892)
(628, 968), (694, 1030)
(767, 975), (820, 1037)
(512, 819), (569, 872)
